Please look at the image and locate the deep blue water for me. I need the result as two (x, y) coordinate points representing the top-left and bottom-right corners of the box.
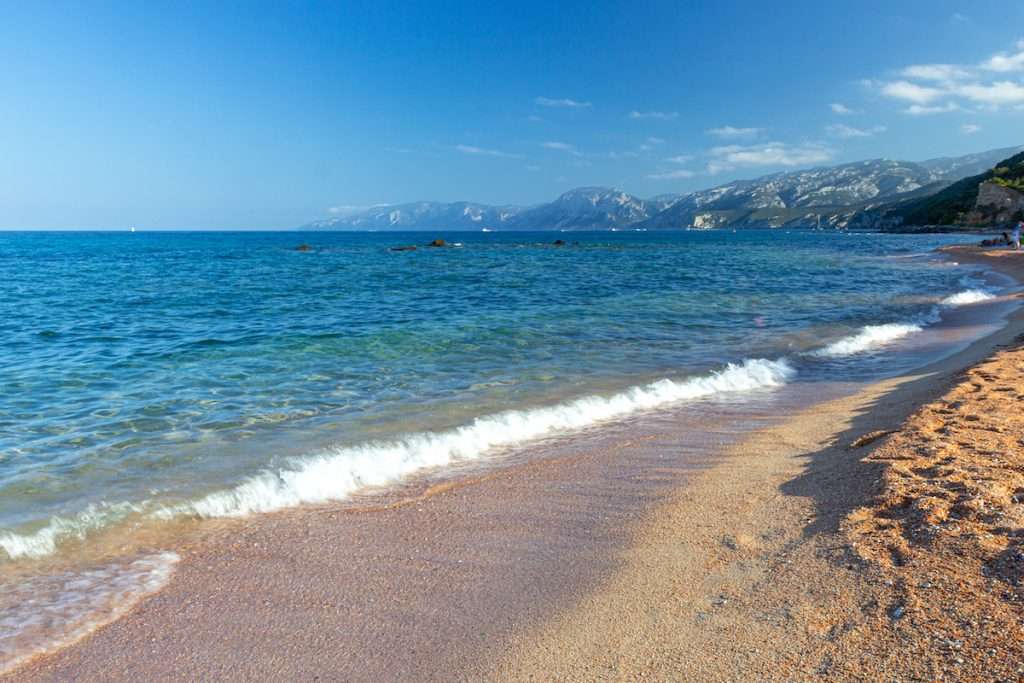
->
(0, 229), (995, 560)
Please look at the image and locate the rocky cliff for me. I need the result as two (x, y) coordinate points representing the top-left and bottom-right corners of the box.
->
(966, 181), (1024, 225)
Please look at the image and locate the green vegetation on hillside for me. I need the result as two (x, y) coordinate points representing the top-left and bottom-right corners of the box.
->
(891, 150), (1024, 227)
(992, 163), (1024, 192)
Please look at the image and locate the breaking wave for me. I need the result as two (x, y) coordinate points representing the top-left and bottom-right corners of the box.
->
(941, 289), (994, 306)
(159, 358), (795, 519)
(0, 359), (794, 560)
(813, 323), (922, 358)
(814, 284), (998, 359)
(0, 502), (142, 561)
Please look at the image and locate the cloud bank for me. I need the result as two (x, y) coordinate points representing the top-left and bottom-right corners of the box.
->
(878, 39), (1024, 112)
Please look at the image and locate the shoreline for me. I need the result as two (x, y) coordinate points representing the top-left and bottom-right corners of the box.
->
(495, 245), (1024, 680)
(6, 245), (1024, 680)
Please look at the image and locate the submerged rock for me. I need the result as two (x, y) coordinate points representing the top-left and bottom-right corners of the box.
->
(390, 245), (418, 252)
(294, 244), (313, 252)
(427, 239), (447, 247)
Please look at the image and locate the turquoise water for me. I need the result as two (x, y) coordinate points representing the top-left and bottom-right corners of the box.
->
(0, 230), (998, 561)
(3, 228), (1017, 671)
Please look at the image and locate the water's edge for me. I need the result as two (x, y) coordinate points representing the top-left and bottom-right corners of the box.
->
(2, 242), (1020, 674)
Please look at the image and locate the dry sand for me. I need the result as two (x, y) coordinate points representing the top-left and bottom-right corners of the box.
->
(495, 246), (1024, 682)
(8, 246), (1024, 682)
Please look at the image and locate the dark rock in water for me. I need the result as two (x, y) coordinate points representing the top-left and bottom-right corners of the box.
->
(390, 245), (418, 252)
(427, 239), (446, 247)
(553, 239), (566, 246)
(294, 244), (313, 252)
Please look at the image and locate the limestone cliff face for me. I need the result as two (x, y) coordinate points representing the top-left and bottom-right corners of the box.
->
(966, 181), (1024, 225)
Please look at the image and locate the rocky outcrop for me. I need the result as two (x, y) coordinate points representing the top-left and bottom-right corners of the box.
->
(880, 150), (1024, 230)
(965, 181), (1024, 225)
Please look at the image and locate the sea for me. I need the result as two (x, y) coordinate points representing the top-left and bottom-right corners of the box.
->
(0, 228), (1017, 670)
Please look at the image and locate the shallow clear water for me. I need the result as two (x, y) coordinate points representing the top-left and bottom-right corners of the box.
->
(2, 228), (1018, 672)
(0, 229), (1001, 559)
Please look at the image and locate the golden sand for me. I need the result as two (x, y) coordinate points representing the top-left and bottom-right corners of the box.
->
(9, 247), (1024, 682)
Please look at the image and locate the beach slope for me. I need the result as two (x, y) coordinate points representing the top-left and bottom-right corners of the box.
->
(8, 247), (1024, 682)
(494, 248), (1024, 681)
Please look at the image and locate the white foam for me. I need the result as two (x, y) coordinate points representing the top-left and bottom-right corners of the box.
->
(941, 289), (994, 306)
(814, 323), (922, 358)
(0, 502), (141, 561)
(160, 358), (794, 519)
(0, 359), (793, 559)
(811, 281), (1000, 361)
(0, 552), (178, 674)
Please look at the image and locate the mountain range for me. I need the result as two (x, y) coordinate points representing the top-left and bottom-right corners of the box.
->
(301, 145), (1023, 232)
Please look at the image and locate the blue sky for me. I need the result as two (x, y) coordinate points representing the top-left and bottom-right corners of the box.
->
(1, 1), (1023, 229)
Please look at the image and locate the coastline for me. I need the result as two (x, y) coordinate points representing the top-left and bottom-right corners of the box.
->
(7, 245), (1024, 681)
(495, 245), (1024, 680)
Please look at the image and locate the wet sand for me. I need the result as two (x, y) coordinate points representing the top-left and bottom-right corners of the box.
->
(8, 245), (1024, 681)
(8, 399), (790, 681)
(495, 246), (1024, 681)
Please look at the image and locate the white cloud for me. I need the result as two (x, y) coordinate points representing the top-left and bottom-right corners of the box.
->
(707, 142), (833, 174)
(951, 12), (968, 23)
(901, 64), (969, 82)
(830, 103), (855, 115)
(962, 123), (982, 135)
(542, 141), (583, 156)
(629, 110), (678, 120)
(904, 102), (960, 115)
(646, 136), (666, 145)
(455, 144), (521, 159)
(525, 164), (541, 172)
(707, 125), (763, 139)
(955, 80), (1024, 105)
(665, 154), (693, 164)
(880, 80), (946, 103)
(525, 115), (545, 123)
(980, 41), (1024, 72)
(876, 39), (1024, 112)
(648, 169), (696, 180)
(825, 124), (887, 139)
(535, 96), (592, 109)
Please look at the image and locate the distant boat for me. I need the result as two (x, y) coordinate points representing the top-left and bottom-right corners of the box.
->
(129, 226), (136, 233)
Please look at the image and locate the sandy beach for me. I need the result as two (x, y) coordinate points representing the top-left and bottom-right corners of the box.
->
(496, 248), (1024, 682)
(8, 245), (1024, 682)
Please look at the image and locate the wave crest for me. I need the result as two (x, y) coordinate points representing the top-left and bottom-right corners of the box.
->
(941, 289), (994, 306)
(161, 358), (794, 519)
(0, 502), (141, 561)
(813, 323), (922, 358)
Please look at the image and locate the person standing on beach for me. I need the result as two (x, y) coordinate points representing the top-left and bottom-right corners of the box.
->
(1012, 222), (1023, 250)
